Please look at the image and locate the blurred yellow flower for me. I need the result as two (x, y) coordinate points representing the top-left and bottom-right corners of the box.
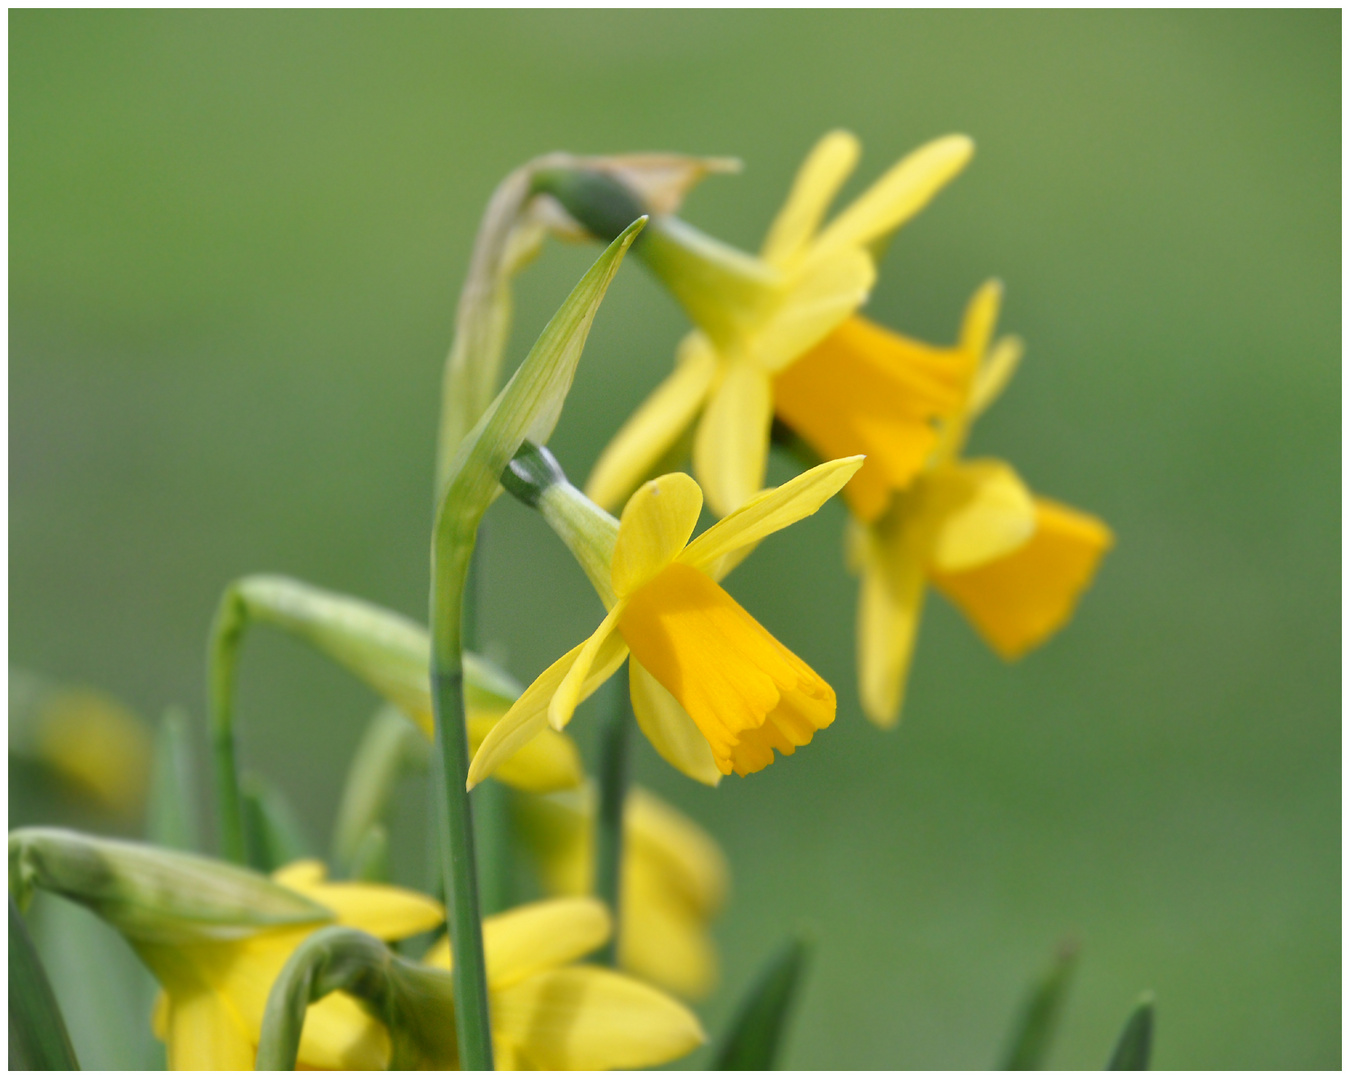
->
(147, 860), (444, 1070)
(470, 457), (864, 785)
(585, 129), (974, 518)
(515, 784), (729, 999)
(785, 281), (1114, 726)
(9, 671), (152, 819)
(423, 896), (707, 1069)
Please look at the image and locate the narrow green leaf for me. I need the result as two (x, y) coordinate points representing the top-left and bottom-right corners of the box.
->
(432, 215), (647, 603)
(1000, 937), (1079, 1069)
(146, 706), (201, 852)
(331, 705), (427, 873)
(241, 774), (313, 873)
(9, 895), (80, 1070)
(347, 825), (390, 884)
(713, 933), (811, 1070)
(1106, 993), (1154, 1070)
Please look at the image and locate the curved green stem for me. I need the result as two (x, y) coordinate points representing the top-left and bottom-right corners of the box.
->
(207, 584), (249, 865)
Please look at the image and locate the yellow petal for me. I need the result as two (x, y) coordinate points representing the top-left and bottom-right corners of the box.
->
(773, 315), (975, 522)
(855, 516), (928, 729)
(812, 134), (974, 256)
(272, 861), (443, 942)
(293, 991), (391, 1070)
(759, 129), (861, 268)
(289, 883), (444, 942)
(923, 459), (1037, 573)
(271, 859), (328, 890)
(754, 245), (875, 373)
(969, 334), (1024, 420)
(468, 634), (629, 790)
(161, 986), (257, 1070)
(621, 855), (719, 1001)
(550, 606), (627, 729)
(487, 898), (612, 988)
(423, 897), (611, 989)
(693, 360), (774, 517)
(584, 333), (719, 513)
(151, 990), (169, 1040)
(31, 689), (151, 818)
(467, 710), (583, 793)
(629, 660), (722, 786)
(157, 934), (306, 1061)
(612, 472), (704, 597)
(626, 788), (728, 919)
(491, 965), (705, 1070)
(959, 278), (1004, 363)
(931, 497), (1114, 659)
(680, 456), (864, 579)
(619, 563), (834, 776)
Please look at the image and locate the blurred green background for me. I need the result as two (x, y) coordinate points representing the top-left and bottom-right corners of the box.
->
(10, 10), (1339, 1069)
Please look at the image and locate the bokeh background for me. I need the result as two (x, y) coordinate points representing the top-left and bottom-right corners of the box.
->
(10, 10), (1340, 1070)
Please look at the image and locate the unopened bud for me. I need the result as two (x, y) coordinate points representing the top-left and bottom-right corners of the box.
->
(9, 828), (329, 944)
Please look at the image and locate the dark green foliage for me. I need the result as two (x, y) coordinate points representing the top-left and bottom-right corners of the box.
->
(1106, 994), (1155, 1070)
(8, 896), (80, 1070)
(714, 934), (811, 1070)
(1000, 938), (1079, 1069)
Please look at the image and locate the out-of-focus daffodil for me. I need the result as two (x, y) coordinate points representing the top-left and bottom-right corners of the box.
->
(792, 281), (1115, 726)
(9, 670), (153, 819)
(570, 129), (974, 517)
(421, 896), (706, 1069)
(147, 860), (444, 1070)
(515, 784), (729, 999)
(470, 457), (863, 785)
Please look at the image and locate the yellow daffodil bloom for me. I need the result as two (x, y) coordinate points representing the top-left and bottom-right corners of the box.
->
(515, 784), (729, 999)
(584, 129), (974, 518)
(422, 896), (706, 1069)
(785, 281), (1114, 726)
(470, 457), (864, 785)
(146, 860), (444, 1070)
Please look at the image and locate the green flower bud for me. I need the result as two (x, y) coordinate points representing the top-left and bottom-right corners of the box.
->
(9, 828), (329, 945)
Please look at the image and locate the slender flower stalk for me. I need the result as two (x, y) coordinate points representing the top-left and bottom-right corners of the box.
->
(208, 587), (250, 864)
(429, 220), (644, 1069)
(592, 682), (632, 965)
(428, 384), (498, 1068)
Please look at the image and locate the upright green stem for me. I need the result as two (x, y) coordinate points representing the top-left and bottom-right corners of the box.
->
(593, 674), (632, 966)
(207, 586), (249, 865)
(463, 529), (514, 915)
(429, 533), (494, 1070)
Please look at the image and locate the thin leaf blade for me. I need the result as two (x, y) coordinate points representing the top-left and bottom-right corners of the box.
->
(9, 895), (80, 1070)
(713, 933), (810, 1070)
(1106, 993), (1155, 1070)
(1000, 937), (1079, 1069)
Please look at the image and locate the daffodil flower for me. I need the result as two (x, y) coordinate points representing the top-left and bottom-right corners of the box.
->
(515, 784), (729, 1000)
(783, 281), (1115, 726)
(470, 456), (864, 785)
(578, 129), (974, 517)
(422, 896), (706, 1069)
(146, 860), (444, 1070)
